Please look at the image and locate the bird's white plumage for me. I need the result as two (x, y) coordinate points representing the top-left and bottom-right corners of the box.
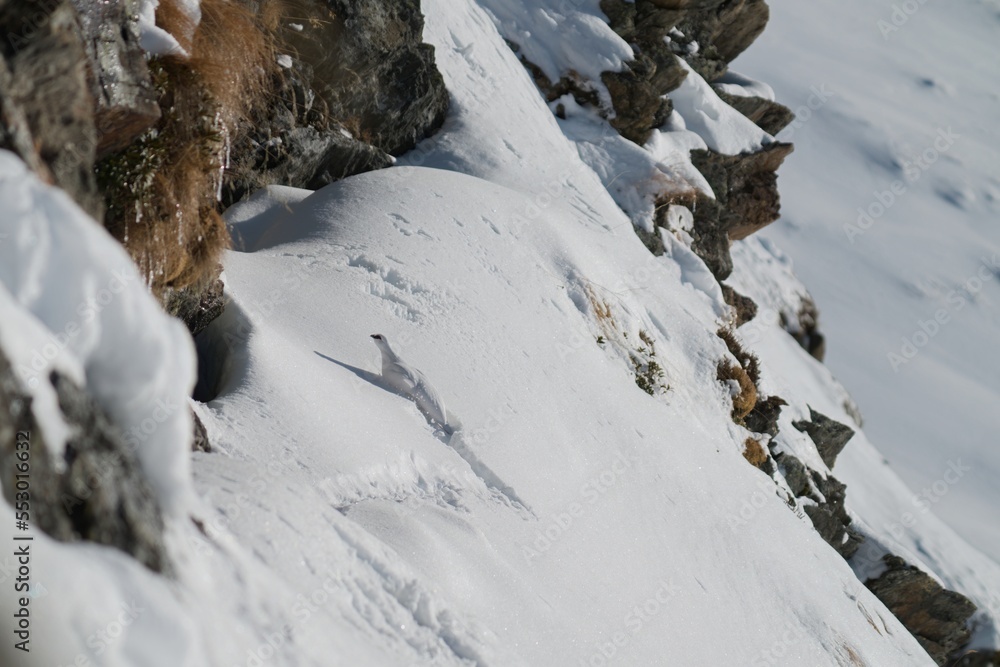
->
(371, 334), (449, 429)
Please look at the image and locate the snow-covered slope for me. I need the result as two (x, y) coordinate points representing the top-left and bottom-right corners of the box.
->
(178, 0), (984, 664)
(204, 163), (929, 664)
(732, 0), (1000, 564)
(4, 0), (999, 665)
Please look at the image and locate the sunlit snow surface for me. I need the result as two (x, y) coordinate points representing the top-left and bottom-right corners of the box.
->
(2, 0), (999, 665)
(733, 0), (1000, 564)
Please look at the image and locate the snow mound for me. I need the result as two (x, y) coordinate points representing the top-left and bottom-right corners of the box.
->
(0, 150), (196, 514)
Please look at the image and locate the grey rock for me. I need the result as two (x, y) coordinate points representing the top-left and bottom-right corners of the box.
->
(776, 451), (809, 497)
(225, 0), (444, 202)
(687, 143), (793, 279)
(0, 0), (103, 220)
(165, 275), (226, 337)
(744, 394), (785, 438)
(281, 0), (448, 156)
(793, 407), (855, 469)
(191, 407), (211, 453)
(0, 347), (169, 573)
(70, 0), (160, 157)
(804, 469), (863, 559)
(675, 0), (770, 83)
(223, 60), (394, 204)
(600, 0), (689, 144)
(601, 55), (673, 145)
(721, 283), (758, 327)
(774, 451), (863, 559)
(715, 90), (795, 136)
(866, 555), (977, 665)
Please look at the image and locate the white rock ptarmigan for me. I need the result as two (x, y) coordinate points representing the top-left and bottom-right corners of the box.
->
(370, 334), (450, 430)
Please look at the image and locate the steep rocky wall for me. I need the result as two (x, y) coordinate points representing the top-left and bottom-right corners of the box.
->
(223, 0), (448, 204)
(499, 2), (984, 663)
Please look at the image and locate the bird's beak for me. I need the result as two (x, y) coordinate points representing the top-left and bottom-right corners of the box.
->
(370, 334), (378, 339)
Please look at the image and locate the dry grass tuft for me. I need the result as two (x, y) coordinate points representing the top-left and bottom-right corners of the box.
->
(715, 326), (761, 421)
(717, 326), (761, 385)
(742, 436), (768, 468)
(586, 285), (615, 330)
(718, 359), (757, 421)
(653, 188), (700, 217)
(98, 0), (277, 294)
(584, 285), (668, 395)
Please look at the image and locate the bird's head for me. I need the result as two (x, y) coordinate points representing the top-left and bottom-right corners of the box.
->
(370, 333), (395, 358)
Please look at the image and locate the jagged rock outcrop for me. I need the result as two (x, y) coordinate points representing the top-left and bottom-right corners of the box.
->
(774, 450), (864, 559)
(866, 555), (977, 665)
(224, 0), (448, 201)
(598, 1), (685, 144)
(744, 394), (786, 437)
(222, 58), (395, 204)
(0, 347), (169, 573)
(166, 275), (227, 337)
(715, 90), (794, 136)
(688, 143), (794, 279)
(69, 0), (161, 157)
(783, 295), (826, 361)
(0, 0), (102, 219)
(280, 0), (447, 155)
(752, 398), (861, 558)
(673, 0), (770, 83)
(721, 283), (759, 327)
(600, 0), (787, 145)
(793, 407), (855, 469)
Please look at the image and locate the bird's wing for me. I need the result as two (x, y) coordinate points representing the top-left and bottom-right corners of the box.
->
(385, 362), (447, 425)
(410, 376), (448, 426)
(384, 361), (422, 393)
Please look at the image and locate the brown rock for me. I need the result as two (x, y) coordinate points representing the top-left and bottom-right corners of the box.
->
(715, 90), (795, 136)
(721, 283), (758, 326)
(866, 555), (977, 665)
(686, 142), (793, 279)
